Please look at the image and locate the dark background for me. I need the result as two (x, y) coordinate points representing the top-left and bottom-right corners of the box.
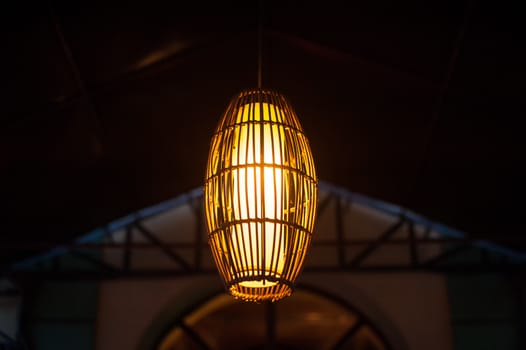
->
(1, 0), (525, 264)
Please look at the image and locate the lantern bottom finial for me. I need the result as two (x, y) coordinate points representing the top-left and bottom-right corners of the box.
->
(229, 282), (293, 303)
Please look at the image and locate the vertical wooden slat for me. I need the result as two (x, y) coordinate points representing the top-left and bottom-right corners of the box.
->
(205, 89), (318, 302)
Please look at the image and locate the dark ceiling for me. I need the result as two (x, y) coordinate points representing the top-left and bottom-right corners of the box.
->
(2, 0), (525, 263)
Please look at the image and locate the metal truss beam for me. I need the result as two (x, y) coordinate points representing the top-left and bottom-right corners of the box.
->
(134, 222), (192, 271)
(7, 264), (526, 283)
(4, 189), (526, 283)
(347, 217), (405, 268)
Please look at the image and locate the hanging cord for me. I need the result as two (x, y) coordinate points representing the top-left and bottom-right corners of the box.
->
(257, 0), (264, 89)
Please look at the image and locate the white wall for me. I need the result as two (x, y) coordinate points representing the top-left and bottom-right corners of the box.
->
(95, 276), (221, 350)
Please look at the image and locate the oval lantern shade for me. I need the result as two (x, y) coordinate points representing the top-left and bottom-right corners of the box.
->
(204, 89), (318, 302)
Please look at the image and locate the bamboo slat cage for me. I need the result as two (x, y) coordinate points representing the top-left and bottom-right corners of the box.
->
(204, 89), (318, 302)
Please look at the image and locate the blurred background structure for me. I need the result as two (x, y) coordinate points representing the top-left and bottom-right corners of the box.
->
(1, 1), (525, 349)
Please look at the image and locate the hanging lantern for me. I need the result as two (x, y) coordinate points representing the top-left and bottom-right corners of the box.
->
(204, 89), (318, 302)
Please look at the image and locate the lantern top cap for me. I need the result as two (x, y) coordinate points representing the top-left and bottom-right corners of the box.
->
(235, 88), (287, 100)
(214, 88), (304, 133)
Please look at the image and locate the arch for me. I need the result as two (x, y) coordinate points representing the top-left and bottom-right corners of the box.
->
(141, 280), (404, 350)
(298, 278), (410, 350)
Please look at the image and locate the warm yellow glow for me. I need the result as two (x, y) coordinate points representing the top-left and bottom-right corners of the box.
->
(205, 90), (317, 302)
(231, 102), (285, 288)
